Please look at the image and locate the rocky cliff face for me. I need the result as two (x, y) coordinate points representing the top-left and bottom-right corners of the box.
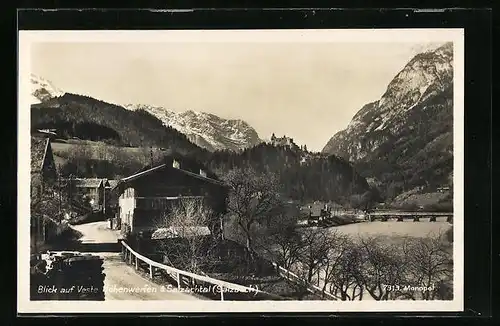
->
(322, 42), (454, 200)
(124, 104), (262, 152)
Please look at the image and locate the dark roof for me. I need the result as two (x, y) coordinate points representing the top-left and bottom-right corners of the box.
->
(119, 164), (167, 184)
(111, 153), (225, 190)
(136, 155), (219, 178)
(113, 160), (226, 192)
(106, 180), (119, 189)
(31, 137), (50, 174)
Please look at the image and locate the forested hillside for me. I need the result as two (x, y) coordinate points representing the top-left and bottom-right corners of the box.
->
(204, 143), (373, 203)
(33, 93), (373, 204)
(31, 93), (203, 155)
(54, 141), (373, 204)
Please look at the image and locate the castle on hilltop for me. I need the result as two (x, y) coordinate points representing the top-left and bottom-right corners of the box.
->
(270, 133), (294, 147)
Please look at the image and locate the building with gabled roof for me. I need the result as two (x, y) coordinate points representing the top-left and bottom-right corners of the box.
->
(300, 201), (332, 221)
(31, 136), (57, 187)
(111, 156), (228, 237)
(69, 178), (106, 210)
(30, 136), (59, 253)
(62, 177), (119, 213)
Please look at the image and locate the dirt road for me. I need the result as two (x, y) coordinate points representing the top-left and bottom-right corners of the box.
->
(71, 221), (202, 301)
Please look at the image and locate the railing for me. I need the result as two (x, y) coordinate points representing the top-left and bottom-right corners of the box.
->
(366, 211), (453, 223)
(368, 211), (453, 216)
(120, 240), (282, 301)
(271, 262), (341, 300)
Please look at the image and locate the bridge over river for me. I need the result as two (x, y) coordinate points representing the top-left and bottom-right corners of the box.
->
(368, 211), (453, 216)
(365, 211), (453, 222)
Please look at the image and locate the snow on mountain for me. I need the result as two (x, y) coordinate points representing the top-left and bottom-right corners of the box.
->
(29, 73), (261, 152)
(30, 74), (65, 104)
(322, 42), (454, 197)
(323, 42), (453, 160)
(409, 42), (447, 57)
(124, 104), (262, 152)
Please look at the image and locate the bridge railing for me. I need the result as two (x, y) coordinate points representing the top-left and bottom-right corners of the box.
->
(120, 240), (283, 301)
(366, 212), (453, 223)
(369, 211), (453, 216)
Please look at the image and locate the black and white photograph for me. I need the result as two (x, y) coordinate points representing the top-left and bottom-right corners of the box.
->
(18, 29), (464, 313)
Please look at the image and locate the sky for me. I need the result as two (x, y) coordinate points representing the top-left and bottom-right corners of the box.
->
(31, 40), (441, 152)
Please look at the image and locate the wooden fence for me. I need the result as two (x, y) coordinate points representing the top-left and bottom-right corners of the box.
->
(120, 240), (282, 301)
(271, 262), (341, 300)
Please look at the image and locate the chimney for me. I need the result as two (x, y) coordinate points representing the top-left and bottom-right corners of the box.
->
(199, 169), (207, 177)
(172, 159), (180, 169)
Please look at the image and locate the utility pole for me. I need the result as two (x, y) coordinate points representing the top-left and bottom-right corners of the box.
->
(150, 146), (154, 166)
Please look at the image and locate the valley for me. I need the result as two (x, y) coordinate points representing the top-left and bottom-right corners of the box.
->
(28, 39), (456, 303)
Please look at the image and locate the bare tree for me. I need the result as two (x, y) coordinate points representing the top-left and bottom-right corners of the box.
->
(357, 235), (408, 300)
(299, 227), (331, 284)
(222, 167), (281, 257)
(155, 197), (216, 274)
(320, 232), (358, 296)
(285, 263), (312, 300)
(269, 229), (304, 271)
(255, 205), (303, 270)
(326, 240), (365, 301)
(321, 231), (349, 286)
(403, 231), (453, 300)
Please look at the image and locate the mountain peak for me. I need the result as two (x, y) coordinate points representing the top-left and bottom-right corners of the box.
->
(30, 76), (262, 152)
(30, 74), (65, 104)
(322, 44), (454, 200)
(409, 42), (450, 57)
(124, 104), (262, 152)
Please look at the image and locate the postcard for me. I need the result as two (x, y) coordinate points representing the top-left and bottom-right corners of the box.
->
(18, 28), (464, 313)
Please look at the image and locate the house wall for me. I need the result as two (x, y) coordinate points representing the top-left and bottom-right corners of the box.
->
(116, 166), (227, 236)
(119, 187), (136, 233)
